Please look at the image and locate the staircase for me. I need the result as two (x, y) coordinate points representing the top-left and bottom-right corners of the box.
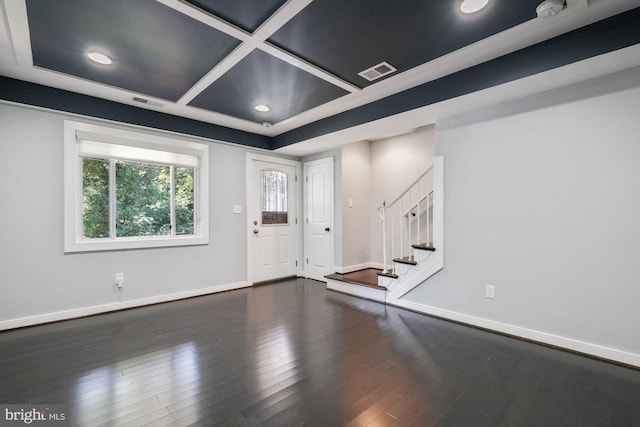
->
(326, 157), (444, 304)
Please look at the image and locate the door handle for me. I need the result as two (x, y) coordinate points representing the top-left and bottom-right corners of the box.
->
(325, 227), (330, 232)
(253, 229), (259, 234)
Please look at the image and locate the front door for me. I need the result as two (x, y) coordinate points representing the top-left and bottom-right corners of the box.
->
(251, 159), (298, 283)
(304, 158), (333, 282)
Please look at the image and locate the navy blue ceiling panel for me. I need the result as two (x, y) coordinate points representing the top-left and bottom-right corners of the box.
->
(185, 0), (287, 32)
(269, 0), (542, 88)
(26, 0), (240, 102)
(272, 7), (640, 149)
(189, 49), (350, 123)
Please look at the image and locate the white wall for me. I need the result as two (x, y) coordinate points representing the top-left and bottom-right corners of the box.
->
(340, 140), (371, 271)
(0, 103), (260, 328)
(335, 128), (436, 272)
(405, 74), (640, 360)
(369, 126), (435, 265)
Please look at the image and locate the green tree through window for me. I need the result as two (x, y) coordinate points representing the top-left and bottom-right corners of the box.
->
(116, 161), (171, 237)
(82, 159), (195, 239)
(175, 167), (195, 235)
(83, 158), (109, 238)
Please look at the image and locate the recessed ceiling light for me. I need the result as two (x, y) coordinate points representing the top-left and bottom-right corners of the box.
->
(460, 0), (489, 14)
(87, 52), (112, 65)
(254, 104), (270, 112)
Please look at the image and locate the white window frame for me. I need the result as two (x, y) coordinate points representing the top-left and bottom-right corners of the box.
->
(64, 120), (209, 253)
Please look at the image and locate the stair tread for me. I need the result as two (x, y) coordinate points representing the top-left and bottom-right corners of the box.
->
(393, 256), (417, 265)
(377, 270), (398, 279)
(412, 243), (435, 251)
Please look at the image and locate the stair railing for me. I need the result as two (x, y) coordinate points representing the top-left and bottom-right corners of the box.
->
(378, 166), (434, 273)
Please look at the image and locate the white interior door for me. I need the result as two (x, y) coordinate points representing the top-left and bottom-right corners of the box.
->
(304, 158), (333, 282)
(251, 159), (298, 283)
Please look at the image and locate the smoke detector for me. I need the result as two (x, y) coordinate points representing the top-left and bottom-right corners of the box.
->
(536, 0), (565, 18)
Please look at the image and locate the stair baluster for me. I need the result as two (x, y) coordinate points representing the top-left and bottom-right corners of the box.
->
(380, 166), (434, 270)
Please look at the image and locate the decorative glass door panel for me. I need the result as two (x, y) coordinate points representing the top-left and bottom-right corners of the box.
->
(261, 170), (288, 225)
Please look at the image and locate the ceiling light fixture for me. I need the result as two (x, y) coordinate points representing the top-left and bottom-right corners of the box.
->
(87, 52), (112, 65)
(254, 104), (270, 112)
(460, 0), (489, 14)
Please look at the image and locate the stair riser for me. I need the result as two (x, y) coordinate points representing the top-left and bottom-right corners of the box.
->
(326, 278), (386, 302)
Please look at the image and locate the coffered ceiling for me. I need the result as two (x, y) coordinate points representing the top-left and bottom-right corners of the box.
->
(0, 0), (639, 151)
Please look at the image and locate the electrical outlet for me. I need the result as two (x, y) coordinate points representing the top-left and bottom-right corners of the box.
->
(485, 284), (495, 299)
(115, 272), (124, 288)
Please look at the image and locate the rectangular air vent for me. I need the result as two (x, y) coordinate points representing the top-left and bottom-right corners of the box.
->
(358, 61), (397, 82)
(132, 97), (162, 108)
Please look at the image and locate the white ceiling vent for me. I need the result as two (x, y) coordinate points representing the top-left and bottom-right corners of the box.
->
(358, 61), (397, 82)
(132, 96), (163, 107)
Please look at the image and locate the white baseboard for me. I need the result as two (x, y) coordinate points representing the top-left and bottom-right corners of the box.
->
(0, 281), (251, 331)
(387, 297), (640, 368)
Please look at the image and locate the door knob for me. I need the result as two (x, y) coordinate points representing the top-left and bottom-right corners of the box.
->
(325, 227), (330, 232)
(253, 229), (259, 234)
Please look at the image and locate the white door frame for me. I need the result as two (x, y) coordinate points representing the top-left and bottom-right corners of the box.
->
(303, 157), (334, 280)
(246, 153), (302, 285)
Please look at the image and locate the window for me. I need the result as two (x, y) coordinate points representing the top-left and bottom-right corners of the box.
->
(261, 170), (288, 225)
(64, 121), (209, 252)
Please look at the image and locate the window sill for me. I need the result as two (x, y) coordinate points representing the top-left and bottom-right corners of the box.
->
(64, 235), (209, 253)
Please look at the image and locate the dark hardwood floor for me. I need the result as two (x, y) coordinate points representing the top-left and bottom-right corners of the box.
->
(1, 278), (639, 426)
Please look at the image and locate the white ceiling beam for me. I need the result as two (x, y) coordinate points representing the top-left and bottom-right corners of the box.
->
(259, 43), (360, 93)
(176, 43), (256, 106)
(251, 0), (314, 43)
(175, 0), (318, 105)
(2, 0), (32, 68)
(252, 0), (360, 93)
(566, 0), (589, 10)
(154, 0), (250, 42)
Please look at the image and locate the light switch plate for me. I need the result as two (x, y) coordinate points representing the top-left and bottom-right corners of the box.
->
(233, 205), (242, 214)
